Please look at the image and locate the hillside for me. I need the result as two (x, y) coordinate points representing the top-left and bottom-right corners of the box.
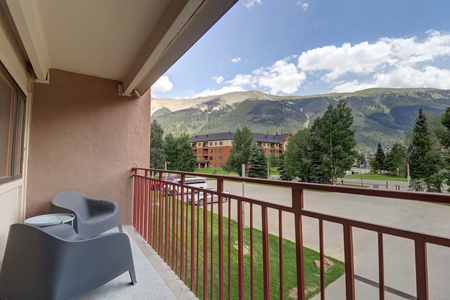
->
(152, 88), (450, 148)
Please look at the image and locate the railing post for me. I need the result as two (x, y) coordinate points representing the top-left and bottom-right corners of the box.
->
(415, 238), (428, 300)
(261, 205), (271, 299)
(217, 178), (225, 300)
(292, 187), (305, 300)
(237, 200), (245, 299)
(343, 225), (355, 300)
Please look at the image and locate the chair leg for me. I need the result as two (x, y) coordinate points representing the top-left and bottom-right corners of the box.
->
(118, 223), (123, 233)
(129, 269), (137, 285)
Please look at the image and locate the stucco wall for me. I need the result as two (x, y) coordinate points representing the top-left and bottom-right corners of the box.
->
(27, 69), (150, 224)
(0, 4), (30, 263)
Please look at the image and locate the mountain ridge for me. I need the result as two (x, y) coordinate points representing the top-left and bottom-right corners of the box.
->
(152, 88), (450, 148)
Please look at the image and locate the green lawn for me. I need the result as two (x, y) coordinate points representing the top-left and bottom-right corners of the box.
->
(155, 198), (344, 299)
(344, 172), (408, 182)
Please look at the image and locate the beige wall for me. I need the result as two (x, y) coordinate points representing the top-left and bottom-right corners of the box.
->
(27, 69), (150, 224)
(0, 3), (31, 263)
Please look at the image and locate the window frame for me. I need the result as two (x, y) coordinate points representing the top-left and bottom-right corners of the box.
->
(0, 61), (26, 184)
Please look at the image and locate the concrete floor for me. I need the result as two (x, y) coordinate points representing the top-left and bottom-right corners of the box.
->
(81, 226), (197, 300)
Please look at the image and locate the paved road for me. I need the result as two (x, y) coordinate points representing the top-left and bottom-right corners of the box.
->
(207, 180), (450, 299)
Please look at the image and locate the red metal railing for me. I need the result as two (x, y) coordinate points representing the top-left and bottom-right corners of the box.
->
(132, 167), (450, 299)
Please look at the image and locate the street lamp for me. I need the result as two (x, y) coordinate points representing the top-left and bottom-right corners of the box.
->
(164, 161), (171, 180)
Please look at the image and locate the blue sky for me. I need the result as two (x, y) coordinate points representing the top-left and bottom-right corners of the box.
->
(151, 0), (450, 99)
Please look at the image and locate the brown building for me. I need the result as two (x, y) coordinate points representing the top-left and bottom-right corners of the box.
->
(191, 132), (292, 168)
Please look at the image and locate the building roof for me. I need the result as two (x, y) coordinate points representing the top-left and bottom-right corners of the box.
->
(190, 132), (291, 143)
(4, 0), (236, 96)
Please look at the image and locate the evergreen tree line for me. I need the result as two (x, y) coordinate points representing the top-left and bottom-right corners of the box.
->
(150, 120), (196, 172)
(150, 103), (450, 192)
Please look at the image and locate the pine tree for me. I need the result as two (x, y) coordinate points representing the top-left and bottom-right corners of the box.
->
(223, 127), (254, 176)
(175, 133), (196, 172)
(408, 109), (433, 179)
(163, 133), (196, 172)
(278, 153), (292, 181)
(247, 142), (268, 178)
(284, 128), (311, 181)
(374, 143), (385, 173)
(384, 142), (406, 176)
(407, 108), (442, 188)
(150, 120), (165, 169)
(309, 100), (357, 184)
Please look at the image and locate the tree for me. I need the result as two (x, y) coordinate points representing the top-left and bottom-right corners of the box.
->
(278, 153), (292, 181)
(268, 150), (279, 168)
(223, 127), (255, 176)
(309, 100), (357, 184)
(175, 133), (196, 172)
(163, 133), (178, 170)
(407, 108), (442, 190)
(284, 128), (311, 181)
(150, 120), (165, 169)
(163, 133), (196, 172)
(384, 142), (406, 176)
(247, 142), (268, 178)
(374, 143), (385, 173)
(407, 108), (433, 179)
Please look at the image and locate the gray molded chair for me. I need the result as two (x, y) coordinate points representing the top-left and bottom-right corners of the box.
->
(50, 191), (123, 238)
(0, 223), (136, 300)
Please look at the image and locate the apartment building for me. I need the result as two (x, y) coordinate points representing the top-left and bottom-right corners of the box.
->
(191, 132), (291, 168)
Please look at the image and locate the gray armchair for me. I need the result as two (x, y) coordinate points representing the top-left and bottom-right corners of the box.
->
(50, 191), (122, 238)
(0, 223), (136, 300)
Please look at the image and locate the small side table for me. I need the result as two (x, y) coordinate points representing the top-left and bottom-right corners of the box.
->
(25, 213), (75, 227)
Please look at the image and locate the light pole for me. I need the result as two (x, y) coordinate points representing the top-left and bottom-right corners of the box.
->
(405, 162), (410, 189)
(164, 161), (171, 180)
(359, 160), (363, 186)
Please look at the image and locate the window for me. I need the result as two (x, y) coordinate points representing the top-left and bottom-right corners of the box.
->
(209, 156), (213, 160)
(0, 62), (26, 184)
(197, 143), (202, 147)
(219, 141), (223, 145)
(219, 156), (223, 160)
(215, 141), (217, 145)
(219, 148), (223, 153)
(209, 142), (213, 146)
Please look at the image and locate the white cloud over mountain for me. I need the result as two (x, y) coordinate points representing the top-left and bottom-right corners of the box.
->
(154, 30), (450, 98)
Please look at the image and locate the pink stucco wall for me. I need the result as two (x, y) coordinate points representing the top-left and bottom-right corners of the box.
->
(26, 69), (150, 224)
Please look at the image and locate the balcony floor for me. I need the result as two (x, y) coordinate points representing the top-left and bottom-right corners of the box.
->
(80, 225), (197, 300)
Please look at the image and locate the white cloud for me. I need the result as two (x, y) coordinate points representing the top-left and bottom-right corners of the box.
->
(244, 0), (262, 9)
(296, 1), (309, 11)
(212, 76), (225, 84)
(191, 86), (246, 98)
(195, 31), (450, 97)
(297, 30), (450, 92)
(256, 58), (306, 94)
(151, 75), (173, 95)
(231, 57), (241, 63)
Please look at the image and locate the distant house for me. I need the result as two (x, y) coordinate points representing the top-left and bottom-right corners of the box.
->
(190, 132), (292, 168)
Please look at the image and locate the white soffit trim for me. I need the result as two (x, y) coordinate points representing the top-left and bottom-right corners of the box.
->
(5, 0), (50, 81)
(122, 0), (205, 95)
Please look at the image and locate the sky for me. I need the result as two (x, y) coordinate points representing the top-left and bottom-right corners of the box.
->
(151, 0), (450, 99)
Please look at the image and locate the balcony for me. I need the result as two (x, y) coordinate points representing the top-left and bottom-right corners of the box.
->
(131, 168), (450, 299)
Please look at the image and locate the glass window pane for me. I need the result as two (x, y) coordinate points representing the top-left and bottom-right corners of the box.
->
(13, 94), (26, 178)
(0, 72), (14, 180)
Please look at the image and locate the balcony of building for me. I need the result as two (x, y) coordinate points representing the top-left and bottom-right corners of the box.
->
(128, 168), (450, 300)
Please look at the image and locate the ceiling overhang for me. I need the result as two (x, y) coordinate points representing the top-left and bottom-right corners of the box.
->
(5, 0), (237, 96)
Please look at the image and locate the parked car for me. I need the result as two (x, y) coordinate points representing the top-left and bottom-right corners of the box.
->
(187, 188), (230, 206)
(163, 176), (208, 195)
(151, 177), (177, 191)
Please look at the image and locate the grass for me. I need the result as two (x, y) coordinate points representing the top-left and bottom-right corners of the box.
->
(154, 197), (344, 299)
(344, 172), (408, 182)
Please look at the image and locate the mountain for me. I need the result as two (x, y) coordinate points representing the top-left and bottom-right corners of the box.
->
(151, 88), (450, 148)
